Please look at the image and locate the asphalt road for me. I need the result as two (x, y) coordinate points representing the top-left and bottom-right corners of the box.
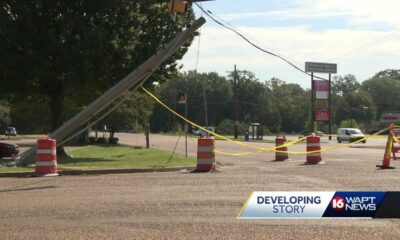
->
(1, 133), (400, 239)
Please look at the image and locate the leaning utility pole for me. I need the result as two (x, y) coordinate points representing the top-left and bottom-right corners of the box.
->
(17, 17), (206, 166)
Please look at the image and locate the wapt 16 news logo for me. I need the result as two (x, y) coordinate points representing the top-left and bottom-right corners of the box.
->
(323, 192), (385, 218)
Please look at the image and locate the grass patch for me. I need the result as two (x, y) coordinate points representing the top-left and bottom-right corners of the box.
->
(0, 135), (43, 141)
(0, 163), (34, 173)
(60, 144), (195, 170)
(0, 144), (195, 173)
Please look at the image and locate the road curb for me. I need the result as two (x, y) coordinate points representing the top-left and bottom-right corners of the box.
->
(0, 167), (195, 178)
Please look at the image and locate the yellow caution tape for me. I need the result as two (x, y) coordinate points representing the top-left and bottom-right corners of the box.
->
(143, 87), (389, 155)
(142, 86), (302, 152)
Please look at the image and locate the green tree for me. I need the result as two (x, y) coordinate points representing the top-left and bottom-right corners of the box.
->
(332, 74), (360, 96)
(332, 74), (375, 127)
(0, 100), (11, 131)
(267, 78), (309, 133)
(362, 74), (400, 120)
(373, 69), (400, 80)
(99, 91), (154, 139)
(228, 70), (277, 130)
(0, 1), (192, 131)
(339, 119), (359, 128)
(150, 71), (232, 132)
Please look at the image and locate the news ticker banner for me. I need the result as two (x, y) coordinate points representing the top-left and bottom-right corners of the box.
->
(237, 191), (400, 219)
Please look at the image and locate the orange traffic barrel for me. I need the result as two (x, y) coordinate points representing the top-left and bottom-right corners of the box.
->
(194, 137), (215, 172)
(306, 135), (322, 164)
(275, 136), (289, 161)
(35, 135), (59, 176)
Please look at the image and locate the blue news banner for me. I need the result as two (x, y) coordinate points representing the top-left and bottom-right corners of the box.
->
(237, 191), (400, 219)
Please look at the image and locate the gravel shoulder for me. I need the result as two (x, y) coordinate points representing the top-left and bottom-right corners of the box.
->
(0, 134), (399, 239)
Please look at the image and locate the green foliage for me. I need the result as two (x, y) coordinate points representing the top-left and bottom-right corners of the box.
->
(216, 119), (234, 135)
(150, 71), (310, 134)
(216, 119), (248, 135)
(332, 75), (376, 126)
(99, 91), (154, 132)
(339, 119), (359, 128)
(362, 75), (400, 119)
(63, 145), (196, 169)
(0, 101), (11, 131)
(9, 96), (51, 134)
(0, 1), (192, 130)
(268, 81), (309, 133)
(150, 71), (232, 132)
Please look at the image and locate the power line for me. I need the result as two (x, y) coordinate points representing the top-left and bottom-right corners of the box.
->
(194, 3), (328, 82)
(325, 31), (400, 62)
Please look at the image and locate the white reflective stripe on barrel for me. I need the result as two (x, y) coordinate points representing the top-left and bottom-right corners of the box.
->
(198, 146), (214, 152)
(37, 149), (56, 155)
(307, 143), (320, 147)
(36, 161), (57, 167)
(307, 153), (321, 157)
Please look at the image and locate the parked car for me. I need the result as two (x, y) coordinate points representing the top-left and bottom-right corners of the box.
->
(192, 126), (215, 136)
(0, 142), (19, 159)
(5, 127), (17, 137)
(337, 128), (366, 143)
(302, 131), (324, 137)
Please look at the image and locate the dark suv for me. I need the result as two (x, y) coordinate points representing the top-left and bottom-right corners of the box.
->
(0, 142), (19, 159)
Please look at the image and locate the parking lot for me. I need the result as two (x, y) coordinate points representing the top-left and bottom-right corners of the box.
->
(1, 134), (400, 239)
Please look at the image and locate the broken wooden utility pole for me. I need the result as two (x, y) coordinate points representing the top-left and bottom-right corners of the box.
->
(17, 17), (206, 166)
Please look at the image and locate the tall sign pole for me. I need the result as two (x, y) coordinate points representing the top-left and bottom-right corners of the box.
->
(328, 73), (332, 140)
(311, 72), (314, 132)
(305, 62), (337, 139)
(185, 95), (188, 158)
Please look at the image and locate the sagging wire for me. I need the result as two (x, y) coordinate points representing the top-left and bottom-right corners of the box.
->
(194, 3), (329, 82)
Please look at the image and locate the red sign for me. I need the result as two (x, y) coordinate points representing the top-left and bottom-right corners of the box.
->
(313, 80), (330, 91)
(315, 111), (330, 121)
(178, 93), (186, 103)
(178, 92), (186, 104)
(380, 113), (400, 124)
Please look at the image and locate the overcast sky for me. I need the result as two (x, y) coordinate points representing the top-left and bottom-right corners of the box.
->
(179, 0), (400, 89)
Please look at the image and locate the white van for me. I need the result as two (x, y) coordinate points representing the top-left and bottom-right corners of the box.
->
(337, 128), (366, 143)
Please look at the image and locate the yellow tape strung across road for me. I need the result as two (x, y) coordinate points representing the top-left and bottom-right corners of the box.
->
(143, 87), (388, 155)
(142, 86), (304, 152)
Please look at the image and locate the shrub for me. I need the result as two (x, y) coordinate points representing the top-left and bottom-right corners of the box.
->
(109, 137), (119, 144)
(88, 137), (96, 144)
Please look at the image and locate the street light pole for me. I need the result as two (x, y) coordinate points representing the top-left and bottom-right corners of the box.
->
(329, 73), (332, 140)
(202, 82), (208, 128)
(311, 72), (315, 132)
(234, 64), (239, 139)
(185, 94), (188, 158)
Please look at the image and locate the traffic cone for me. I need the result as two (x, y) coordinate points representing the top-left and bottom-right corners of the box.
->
(377, 125), (396, 169)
